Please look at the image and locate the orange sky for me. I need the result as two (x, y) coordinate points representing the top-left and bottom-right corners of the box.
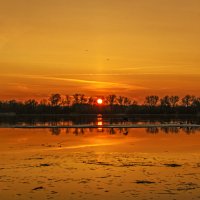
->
(0, 0), (200, 101)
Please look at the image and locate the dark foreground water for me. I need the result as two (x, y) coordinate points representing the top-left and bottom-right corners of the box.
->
(0, 114), (200, 126)
(0, 115), (200, 200)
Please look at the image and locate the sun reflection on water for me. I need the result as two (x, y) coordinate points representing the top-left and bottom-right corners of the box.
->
(97, 114), (103, 132)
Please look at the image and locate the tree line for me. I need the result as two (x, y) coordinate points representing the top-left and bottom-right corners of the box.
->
(0, 94), (200, 114)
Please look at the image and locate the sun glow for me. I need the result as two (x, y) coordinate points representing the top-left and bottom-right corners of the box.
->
(97, 98), (103, 105)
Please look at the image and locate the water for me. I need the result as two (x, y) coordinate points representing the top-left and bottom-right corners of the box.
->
(0, 114), (199, 126)
(0, 116), (200, 200)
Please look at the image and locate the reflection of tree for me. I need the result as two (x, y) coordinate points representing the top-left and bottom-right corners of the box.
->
(73, 128), (85, 135)
(118, 128), (129, 135)
(109, 128), (116, 135)
(169, 127), (179, 134)
(123, 130), (128, 135)
(89, 128), (94, 133)
(161, 127), (179, 134)
(147, 126), (200, 134)
(48, 126), (200, 136)
(50, 128), (61, 135)
(65, 128), (69, 134)
(73, 128), (79, 135)
(182, 127), (197, 134)
(146, 127), (159, 134)
(80, 128), (84, 134)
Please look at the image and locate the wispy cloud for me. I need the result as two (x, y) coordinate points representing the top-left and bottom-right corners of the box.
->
(112, 67), (142, 71)
(111, 65), (200, 75)
(37, 76), (148, 90)
(0, 73), (148, 90)
(39, 76), (124, 86)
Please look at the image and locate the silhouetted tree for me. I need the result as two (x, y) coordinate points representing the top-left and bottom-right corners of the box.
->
(106, 95), (117, 106)
(24, 99), (38, 113)
(0, 93), (199, 115)
(49, 94), (61, 106)
(117, 96), (124, 106)
(117, 96), (132, 106)
(182, 95), (195, 107)
(160, 96), (171, 107)
(145, 96), (159, 106)
(169, 96), (179, 107)
(131, 99), (138, 106)
(192, 97), (200, 107)
(64, 95), (71, 107)
(80, 94), (86, 104)
(88, 97), (95, 105)
(40, 99), (48, 105)
(25, 99), (38, 107)
(73, 93), (81, 104)
(7, 100), (21, 112)
(124, 97), (132, 106)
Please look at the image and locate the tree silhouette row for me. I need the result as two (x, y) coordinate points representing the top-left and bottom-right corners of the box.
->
(0, 94), (200, 114)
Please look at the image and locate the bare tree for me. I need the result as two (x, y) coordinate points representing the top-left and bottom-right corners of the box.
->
(72, 93), (86, 104)
(73, 93), (81, 104)
(131, 99), (138, 106)
(24, 99), (38, 108)
(182, 95), (195, 107)
(80, 94), (86, 104)
(169, 96), (179, 107)
(106, 95), (117, 106)
(88, 97), (95, 105)
(160, 96), (171, 107)
(124, 97), (132, 106)
(117, 96), (124, 106)
(192, 97), (200, 107)
(61, 95), (72, 107)
(49, 94), (61, 106)
(40, 99), (48, 106)
(145, 95), (159, 106)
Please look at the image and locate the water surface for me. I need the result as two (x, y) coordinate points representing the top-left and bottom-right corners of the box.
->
(0, 117), (200, 200)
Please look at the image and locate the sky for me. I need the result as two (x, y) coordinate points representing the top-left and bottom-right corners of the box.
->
(0, 0), (200, 101)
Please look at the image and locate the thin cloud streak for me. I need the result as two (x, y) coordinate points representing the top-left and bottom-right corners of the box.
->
(112, 65), (200, 75)
(0, 73), (148, 90)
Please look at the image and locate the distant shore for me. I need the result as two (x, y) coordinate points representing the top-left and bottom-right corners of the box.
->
(1, 123), (200, 129)
(0, 113), (200, 117)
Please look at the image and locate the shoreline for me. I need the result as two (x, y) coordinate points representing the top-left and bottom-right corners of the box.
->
(0, 123), (200, 129)
(0, 113), (200, 117)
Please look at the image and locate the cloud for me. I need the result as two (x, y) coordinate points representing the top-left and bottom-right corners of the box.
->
(0, 73), (148, 91)
(111, 65), (200, 75)
(112, 67), (142, 71)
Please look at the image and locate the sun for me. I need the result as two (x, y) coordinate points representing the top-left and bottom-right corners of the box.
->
(97, 98), (103, 105)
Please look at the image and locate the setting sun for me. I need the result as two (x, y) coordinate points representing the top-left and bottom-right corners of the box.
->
(97, 98), (103, 105)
